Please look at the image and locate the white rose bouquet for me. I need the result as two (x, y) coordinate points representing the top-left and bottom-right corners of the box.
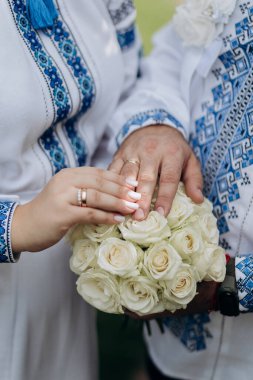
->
(68, 183), (226, 316)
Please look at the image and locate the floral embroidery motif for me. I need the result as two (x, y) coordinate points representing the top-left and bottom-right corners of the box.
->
(116, 109), (185, 147)
(48, 12), (95, 166)
(10, 0), (70, 173)
(0, 202), (17, 263)
(11, 0), (71, 124)
(10, 0), (91, 172)
(49, 16), (95, 115)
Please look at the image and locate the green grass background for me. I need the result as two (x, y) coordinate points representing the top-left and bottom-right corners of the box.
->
(135, 0), (176, 52)
(98, 1), (175, 380)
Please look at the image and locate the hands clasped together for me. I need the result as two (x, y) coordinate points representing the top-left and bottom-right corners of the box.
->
(12, 125), (203, 255)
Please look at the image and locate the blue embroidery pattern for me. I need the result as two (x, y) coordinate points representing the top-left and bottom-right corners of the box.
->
(64, 118), (88, 167)
(116, 109), (185, 147)
(10, 0), (70, 173)
(49, 13), (95, 166)
(11, 0), (71, 124)
(10, 0), (90, 171)
(191, 5), (253, 245)
(163, 314), (212, 352)
(50, 16), (95, 115)
(107, 0), (135, 25)
(117, 24), (136, 51)
(236, 256), (253, 311)
(0, 202), (17, 263)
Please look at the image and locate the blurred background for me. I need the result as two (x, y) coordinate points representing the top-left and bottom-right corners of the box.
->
(98, 1), (175, 380)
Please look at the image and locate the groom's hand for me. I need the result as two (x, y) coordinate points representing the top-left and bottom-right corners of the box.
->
(109, 125), (204, 220)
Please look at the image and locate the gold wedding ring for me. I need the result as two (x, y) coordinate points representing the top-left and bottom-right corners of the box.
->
(125, 159), (140, 167)
(77, 188), (87, 207)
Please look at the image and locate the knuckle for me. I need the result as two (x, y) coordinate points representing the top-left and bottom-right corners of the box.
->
(157, 194), (173, 205)
(160, 171), (179, 184)
(94, 176), (103, 189)
(139, 172), (156, 183)
(143, 139), (159, 154)
(94, 167), (104, 177)
(92, 190), (101, 204)
(117, 185), (127, 199)
(86, 208), (96, 221)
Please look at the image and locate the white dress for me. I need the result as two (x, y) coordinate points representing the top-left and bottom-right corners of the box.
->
(140, 1), (253, 379)
(0, 1), (177, 379)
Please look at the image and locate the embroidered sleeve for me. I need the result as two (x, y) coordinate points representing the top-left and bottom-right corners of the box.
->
(106, 0), (136, 51)
(235, 256), (253, 312)
(0, 202), (20, 263)
(106, 22), (189, 154)
(115, 109), (186, 148)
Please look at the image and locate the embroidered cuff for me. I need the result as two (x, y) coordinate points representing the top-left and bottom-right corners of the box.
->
(235, 256), (253, 312)
(117, 23), (136, 51)
(0, 202), (19, 263)
(116, 109), (186, 148)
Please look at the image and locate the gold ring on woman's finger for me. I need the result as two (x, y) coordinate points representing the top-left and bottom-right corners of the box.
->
(125, 159), (140, 167)
(77, 188), (87, 207)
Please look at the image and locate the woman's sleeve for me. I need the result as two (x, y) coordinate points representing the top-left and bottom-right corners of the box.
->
(0, 196), (20, 263)
(235, 256), (253, 312)
(105, 3), (190, 153)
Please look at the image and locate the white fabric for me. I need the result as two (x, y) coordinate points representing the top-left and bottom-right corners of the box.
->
(0, 0), (149, 379)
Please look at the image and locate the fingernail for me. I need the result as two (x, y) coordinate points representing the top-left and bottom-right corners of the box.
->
(156, 207), (165, 216)
(135, 208), (145, 220)
(197, 189), (204, 199)
(124, 201), (140, 210)
(114, 215), (125, 223)
(128, 190), (142, 201)
(125, 177), (138, 187)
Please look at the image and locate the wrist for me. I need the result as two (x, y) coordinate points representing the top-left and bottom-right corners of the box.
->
(0, 201), (20, 263)
(11, 203), (33, 253)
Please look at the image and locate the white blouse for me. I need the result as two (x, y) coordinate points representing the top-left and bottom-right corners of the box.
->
(0, 1), (176, 379)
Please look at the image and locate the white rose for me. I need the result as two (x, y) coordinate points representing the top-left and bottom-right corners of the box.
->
(76, 269), (123, 314)
(191, 243), (213, 281)
(198, 212), (219, 244)
(119, 211), (171, 247)
(212, 0), (237, 18)
(170, 226), (203, 260)
(144, 241), (182, 280)
(194, 197), (213, 214)
(204, 245), (226, 282)
(173, 3), (217, 47)
(120, 276), (164, 315)
(173, 0), (236, 47)
(70, 239), (97, 275)
(97, 238), (141, 277)
(83, 224), (120, 243)
(167, 193), (195, 229)
(162, 264), (197, 308)
(67, 224), (85, 246)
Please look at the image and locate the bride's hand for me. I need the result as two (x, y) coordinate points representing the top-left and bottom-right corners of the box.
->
(109, 125), (204, 220)
(11, 167), (141, 253)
